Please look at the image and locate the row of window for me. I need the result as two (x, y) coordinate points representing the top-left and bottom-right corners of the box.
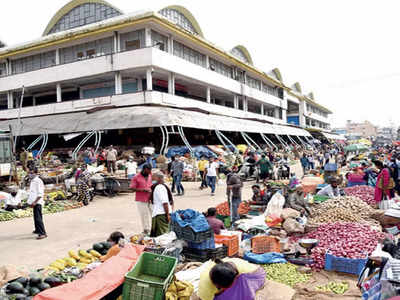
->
(306, 104), (328, 118)
(305, 117), (329, 129)
(173, 40), (206, 67)
(159, 8), (198, 35)
(60, 37), (113, 64)
(12, 51), (56, 74)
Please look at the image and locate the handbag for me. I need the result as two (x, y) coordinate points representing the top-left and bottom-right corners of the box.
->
(378, 169), (395, 190)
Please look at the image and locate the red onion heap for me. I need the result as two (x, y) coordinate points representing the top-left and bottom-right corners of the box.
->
(344, 185), (376, 206)
(302, 222), (386, 271)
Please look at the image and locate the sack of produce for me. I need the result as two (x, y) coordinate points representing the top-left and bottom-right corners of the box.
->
(265, 192), (285, 217)
(156, 155), (167, 163)
(281, 208), (300, 220)
(283, 218), (304, 234)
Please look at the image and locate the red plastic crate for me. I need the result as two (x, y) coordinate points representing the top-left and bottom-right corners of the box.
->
(215, 234), (239, 257)
(251, 236), (280, 254)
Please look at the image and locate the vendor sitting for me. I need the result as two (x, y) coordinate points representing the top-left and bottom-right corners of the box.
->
(346, 168), (366, 187)
(1, 189), (23, 211)
(205, 207), (225, 234)
(287, 185), (311, 216)
(198, 258), (266, 300)
(317, 177), (341, 198)
(251, 185), (268, 204)
(100, 231), (126, 262)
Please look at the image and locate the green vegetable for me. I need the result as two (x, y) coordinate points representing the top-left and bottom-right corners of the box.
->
(263, 263), (311, 287)
(15, 277), (28, 287)
(316, 281), (349, 294)
(92, 243), (104, 252)
(29, 276), (41, 287)
(37, 282), (51, 291)
(29, 287), (41, 296)
(44, 276), (62, 287)
(8, 282), (24, 293)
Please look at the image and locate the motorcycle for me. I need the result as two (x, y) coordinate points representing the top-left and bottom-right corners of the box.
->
(277, 162), (290, 180)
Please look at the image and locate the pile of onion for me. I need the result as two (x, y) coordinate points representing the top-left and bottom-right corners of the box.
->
(344, 185), (376, 206)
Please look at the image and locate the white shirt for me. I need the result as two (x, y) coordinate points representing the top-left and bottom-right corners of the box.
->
(126, 161), (137, 175)
(317, 184), (340, 198)
(152, 184), (171, 217)
(206, 162), (219, 177)
(27, 176), (45, 206)
(6, 191), (23, 206)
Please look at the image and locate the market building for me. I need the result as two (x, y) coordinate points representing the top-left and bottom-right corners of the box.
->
(345, 120), (377, 138)
(0, 0), (334, 149)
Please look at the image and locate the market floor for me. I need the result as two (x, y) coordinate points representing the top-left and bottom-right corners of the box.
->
(1, 181), (255, 270)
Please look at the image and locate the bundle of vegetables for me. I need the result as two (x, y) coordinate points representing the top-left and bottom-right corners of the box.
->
(216, 201), (250, 216)
(310, 196), (376, 225)
(300, 222), (386, 271)
(316, 281), (349, 294)
(262, 263), (311, 287)
(344, 185), (376, 206)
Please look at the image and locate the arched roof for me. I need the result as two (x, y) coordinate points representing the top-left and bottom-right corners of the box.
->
(268, 68), (283, 82)
(291, 82), (302, 93)
(159, 5), (204, 38)
(0, 40), (5, 48)
(43, 0), (123, 36)
(230, 45), (253, 65)
(307, 92), (315, 100)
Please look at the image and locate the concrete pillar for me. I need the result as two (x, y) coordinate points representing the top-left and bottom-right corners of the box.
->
(56, 84), (62, 103)
(79, 88), (83, 99)
(244, 97), (248, 112)
(274, 107), (280, 119)
(261, 103), (264, 115)
(145, 28), (152, 47)
(282, 108), (287, 122)
(299, 100), (305, 127)
(168, 72), (175, 94)
(7, 91), (13, 109)
(168, 35), (174, 54)
(32, 96), (36, 106)
(113, 31), (120, 53)
(115, 71), (122, 95)
(206, 87), (211, 103)
(137, 78), (143, 92)
(206, 55), (210, 69)
(234, 95), (238, 109)
(5, 60), (10, 75)
(55, 49), (60, 65)
(146, 68), (153, 90)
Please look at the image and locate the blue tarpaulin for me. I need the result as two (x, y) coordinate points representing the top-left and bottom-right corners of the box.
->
(171, 209), (210, 232)
(243, 252), (287, 264)
(166, 146), (217, 159)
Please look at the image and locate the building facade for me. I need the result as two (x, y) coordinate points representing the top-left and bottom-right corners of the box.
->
(0, 0), (332, 137)
(346, 120), (377, 138)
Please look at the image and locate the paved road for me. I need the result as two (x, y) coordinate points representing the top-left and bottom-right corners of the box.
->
(1, 161), (302, 270)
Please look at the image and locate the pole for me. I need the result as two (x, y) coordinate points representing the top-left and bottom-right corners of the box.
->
(14, 86), (25, 153)
(8, 125), (18, 185)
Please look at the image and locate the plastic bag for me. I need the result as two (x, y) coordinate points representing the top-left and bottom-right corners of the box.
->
(243, 252), (287, 264)
(281, 208), (300, 220)
(265, 192), (285, 217)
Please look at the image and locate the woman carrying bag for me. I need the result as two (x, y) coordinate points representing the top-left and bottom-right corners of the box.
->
(373, 160), (394, 210)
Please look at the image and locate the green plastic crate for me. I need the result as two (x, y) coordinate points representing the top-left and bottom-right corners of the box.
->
(122, 252), (177, 300)
(216, 214), (231, 228)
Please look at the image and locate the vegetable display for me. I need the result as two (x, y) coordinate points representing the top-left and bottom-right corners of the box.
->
(216, 201), (250, 216)
(263, 263), (311, 287)
(344, 185), (376, 206)
(316, 281), (349, 294)
(300, 222), (386, 271)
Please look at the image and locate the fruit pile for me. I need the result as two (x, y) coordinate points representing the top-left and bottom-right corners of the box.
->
(263, 263), (311, 287)
(316, 281), (349, 294)
(3, 274), (58, 298)
(299, 222), (386, 271)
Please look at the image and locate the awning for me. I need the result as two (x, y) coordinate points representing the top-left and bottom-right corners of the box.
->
(0, 106), (311, 137)
(321, 132), (346, 140)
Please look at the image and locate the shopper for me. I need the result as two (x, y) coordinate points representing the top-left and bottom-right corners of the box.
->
(171, 155), (185, 196)
(106, 145), (118, 174)
(300, 154), (309, 174)
(226, 166), (243, 223)
(373, 160), (393, 209)
(198, 156), (208, 189)
(28, 168), (47, 240)
(150, 172), (172, 237)
(125, 156), (137, 179)
(206, 157), (219, 196)
(256, 154), (273, 182)
(130, 164), (153, 234)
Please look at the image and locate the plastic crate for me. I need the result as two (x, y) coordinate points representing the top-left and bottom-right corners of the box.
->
(251, 236), (280, 254)
(144, 246), (182, 260)
(324, 252), (367, 275)
(216, 214), (231, 228)
(171, 220), (213, 243)
(182, 245), (228, 262)
(122, 252), (177, 300)
(187, 236), (215, 250)
(215, 234), (239, 257)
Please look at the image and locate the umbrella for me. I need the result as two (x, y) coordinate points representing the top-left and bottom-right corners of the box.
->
(344, 144), (369, 152)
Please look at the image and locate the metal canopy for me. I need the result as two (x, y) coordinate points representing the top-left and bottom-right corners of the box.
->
(1, 106), (312, 137)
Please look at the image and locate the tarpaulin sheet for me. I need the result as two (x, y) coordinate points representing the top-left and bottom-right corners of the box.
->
(34, 244), (145, 300)
(166, 146), (216, 159)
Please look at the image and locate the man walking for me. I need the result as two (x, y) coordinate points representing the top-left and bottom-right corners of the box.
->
(171, 155), (185, 196)
(198, 156), (208, 189)
(106, 145), (118, 174)
(257, 154), (273, 182)
(150, 172), (173, 237)
(226, 166), (243, 223)
(206, 157), (219, 196)
(130, 164), (153, 234)
(28, 168), (47, 240)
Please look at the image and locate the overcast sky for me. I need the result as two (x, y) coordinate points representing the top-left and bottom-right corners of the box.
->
(2, 0), (400, 128)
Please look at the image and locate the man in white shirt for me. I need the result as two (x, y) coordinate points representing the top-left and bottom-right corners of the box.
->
(4, 189), (23, 211)
(317, 177), (341, 198)
(206, 157), (219, 196)
(150, 172), (172, 237)
(125, 157), (138, 179)
(27, 168), (47, 239)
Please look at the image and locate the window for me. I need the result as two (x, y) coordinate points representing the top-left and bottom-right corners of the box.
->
(0, 94), (7, 110)
(246, 75), (261, 90)
(209, 58), (233, 78)
(47, 3), (121, 35)
(0, 63), (6, 77)
(262, 83), (279, 97)
(159, 8), (198, 35)
(266, 109), (275, 117)
(247, 101), (262, 114)
(173, 41), (206, 67)
(60, 37), (113, 64)
(231, 48), (249, 64)
(151, 30), (168, 52)
(11, 51), (56, 74)
(120, 30), (145, 51)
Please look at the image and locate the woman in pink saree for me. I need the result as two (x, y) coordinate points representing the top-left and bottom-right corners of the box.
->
(373, 160), (393, 208)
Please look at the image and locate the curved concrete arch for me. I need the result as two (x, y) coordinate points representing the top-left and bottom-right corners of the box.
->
(291, 82), (302, 93)
(43, 0), (123, 36)
(268, 68), (283, 82)
(159, 5), (204, 37)
(231, 45), (253, 65)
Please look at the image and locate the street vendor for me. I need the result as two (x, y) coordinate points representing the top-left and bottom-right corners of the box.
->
(100, 231), (126, 262)
(251, 184), (268, 204)
(0, 189), (23, 211)
(317, 177), (341, 197)
(205, 207), (225, 234)
(287, 185), (311, 216)
(198, 258), (265, 300)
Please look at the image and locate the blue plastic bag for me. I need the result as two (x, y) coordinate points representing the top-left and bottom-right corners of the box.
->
(243, 252), (287, 264)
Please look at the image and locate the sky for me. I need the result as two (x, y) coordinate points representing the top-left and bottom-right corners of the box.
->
(2, 0), (400, 128)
